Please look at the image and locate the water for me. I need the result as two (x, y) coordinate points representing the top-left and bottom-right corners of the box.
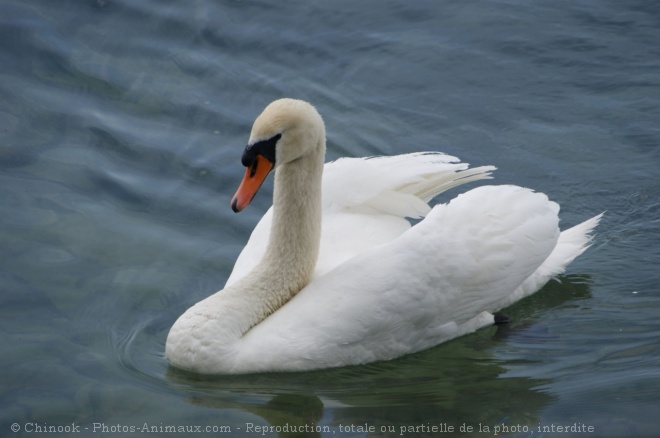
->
(1, 0), (659, 436)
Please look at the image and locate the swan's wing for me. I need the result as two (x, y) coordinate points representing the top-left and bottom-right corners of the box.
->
(233, 185), (566, 372)
(322, 152), (495, 215)
(226, 152), (494, 286)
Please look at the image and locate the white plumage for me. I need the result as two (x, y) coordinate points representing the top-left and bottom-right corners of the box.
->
(166, 99), (602, 374)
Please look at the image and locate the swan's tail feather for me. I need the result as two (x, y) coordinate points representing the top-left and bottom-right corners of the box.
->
(499, 212), (604, 309)
(546, 212), (604, 277)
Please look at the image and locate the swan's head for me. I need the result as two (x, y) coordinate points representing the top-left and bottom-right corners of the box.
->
(231, 98), (325, 212)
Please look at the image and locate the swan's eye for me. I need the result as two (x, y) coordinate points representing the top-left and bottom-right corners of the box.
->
(242, 133), (281, 168)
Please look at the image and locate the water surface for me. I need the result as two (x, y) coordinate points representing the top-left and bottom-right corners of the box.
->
(2, 0), (659, 437)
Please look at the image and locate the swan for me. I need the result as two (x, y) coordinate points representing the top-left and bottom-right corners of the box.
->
(166, 98), (602, 374)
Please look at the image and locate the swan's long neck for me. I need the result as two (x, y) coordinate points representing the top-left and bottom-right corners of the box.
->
(265, 147), (324, 287)
(219, 141), (325, 338)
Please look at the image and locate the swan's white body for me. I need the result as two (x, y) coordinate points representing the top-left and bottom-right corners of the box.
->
(166, 99), (601, 374)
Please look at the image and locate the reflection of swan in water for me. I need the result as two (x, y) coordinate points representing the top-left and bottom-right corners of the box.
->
(166, 98), (602, 374)
(166, 343), (552, 437)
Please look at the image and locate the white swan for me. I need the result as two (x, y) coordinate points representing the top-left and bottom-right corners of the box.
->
(166, 98), (602, 374)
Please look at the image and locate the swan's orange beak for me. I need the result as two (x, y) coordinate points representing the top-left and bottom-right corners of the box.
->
(231, 154), (274, 212)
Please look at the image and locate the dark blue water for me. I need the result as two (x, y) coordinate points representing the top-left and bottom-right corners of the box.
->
(2, 0), (659, 437)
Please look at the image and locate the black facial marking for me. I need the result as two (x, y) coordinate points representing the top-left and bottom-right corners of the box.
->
(241, 133), (281, 168)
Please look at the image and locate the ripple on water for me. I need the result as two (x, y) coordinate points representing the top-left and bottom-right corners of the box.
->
(113, 314), (171, 391)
